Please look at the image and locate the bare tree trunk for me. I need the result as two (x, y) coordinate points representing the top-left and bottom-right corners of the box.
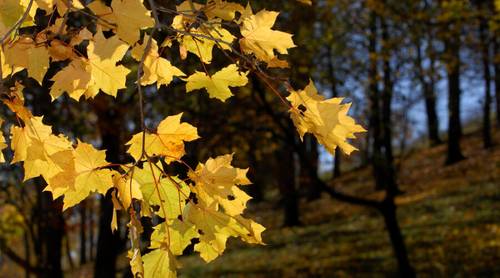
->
(93, 95), (126, 278)
(246, 139), (263, 202)
(479, 14), (493, 148)
(89, 202), (95, 260)
(333, 149), (341, 178)
(368, 13), (384, 191)
(494, 37), (500, 127)
(444, 33), (465, 164)
(327, 47), (342, 178)
(378, 198), (415, 277)
(278, 146), (300, 227)
(381, 20), (395, 185)
(30, 87), (64, 278)
(305, 135), (321, 200)
(376, 16), (414, 277)
(80, 200), (87, 265)
(416, 39), (441, 146)
(38, 191), (64, 278)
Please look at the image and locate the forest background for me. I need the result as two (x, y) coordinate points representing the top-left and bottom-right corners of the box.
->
(0, 0), (499, 277)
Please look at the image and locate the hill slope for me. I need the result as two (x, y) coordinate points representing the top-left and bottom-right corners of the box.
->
(179, 129), (500, 277)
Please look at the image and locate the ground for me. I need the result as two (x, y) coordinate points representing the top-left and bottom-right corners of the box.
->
(178, 129), (500, 277)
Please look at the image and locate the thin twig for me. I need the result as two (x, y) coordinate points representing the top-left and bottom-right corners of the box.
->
(0, 0), (34, 44)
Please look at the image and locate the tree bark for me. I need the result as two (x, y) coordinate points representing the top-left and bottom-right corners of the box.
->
(93, 95), (126, 278)
(30, 86), (64, 278)
(80, 200), (87, 265)
(444, 32), (465, 164)
(378, 198), (415, 277)
(479, 12), (493, 149)
(368, 12), (385, 191)
(380, 18), (398, 193)
(89, 202), (95, 260)
(494, 37), (500, 127)
(38, 192), (64, 278)
(416, 38), (441, 146)
(327, 46), (342, 178)
(278, 146), (300, 227)
(305, 135), (322, 200)
(333, 149), (341, 178)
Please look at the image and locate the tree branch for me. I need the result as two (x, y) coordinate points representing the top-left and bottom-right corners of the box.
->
(0, 239), (45, 274)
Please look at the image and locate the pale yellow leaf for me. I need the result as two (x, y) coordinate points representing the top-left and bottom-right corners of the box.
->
(186, 64), (248, 101)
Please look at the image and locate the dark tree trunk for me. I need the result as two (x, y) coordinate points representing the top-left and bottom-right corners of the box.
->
(80, 200), (87, 265)
(94, 193), (120, 278)
(278, 146), (300, 227)
(416, 39), (441, 146)
(246, 139), (263, 202)
(367, 13), (384, 191)
(378, 199), (415, 277)
(305, 135), (322, 200)
(374, 16), (414, 276)
(93, 95), (126, 278)
(380, 18), (398, 192)
(251, 74), (301, 225)
(89, 203), (95, 260)
(29, 86), (64, 278)
(327, 47), (342, 178)
(38, 192), (64, 278)
(444, 34), (465, 164)
(333, 149), (341, 178)
(494, 37), (500, 127)
(479, 13), (493, 148)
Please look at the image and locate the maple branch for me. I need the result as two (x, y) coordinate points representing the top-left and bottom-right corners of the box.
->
(0, 0), (34, 44)
(0, 0), (34, 95)
(136, 31), (155, 161)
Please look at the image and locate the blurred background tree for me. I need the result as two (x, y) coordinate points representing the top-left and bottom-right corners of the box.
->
(0, 0), (499, 277)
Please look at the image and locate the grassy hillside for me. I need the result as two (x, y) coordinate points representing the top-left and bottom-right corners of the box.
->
(178, 129), (500, 277)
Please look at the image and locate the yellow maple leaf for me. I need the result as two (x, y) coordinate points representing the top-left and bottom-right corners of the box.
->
(2, 83), (32, 122)
(143, 248), (177, 278)
(150, 220), (197, 255)
(133, 164), (189, 219)
(205, 0), (244, 21)
(127, 218), (144, 277)
(3, 37), (49, 84)
(63, 141), (114, 209)
(86, 30), (131, 97)
(114, 173), (143, 209)
(127, 113), (199, 163)
(10, 126), (29, 163)
(131, 36), (185, 88)
(239, 10), (296, 63)
(1, 48), (12, 79)
(50, 58), (92, 100)
(183, 203), (264, 262)
(6, 114), (73, 183)
(0, 0), (34, 36)
(23, 135), (73, 182)
(287, 80), (366, 155)
(179, 25), (235, 64)
(87, 0), (115, 31)
(189, 154), (251, 217)
(186, 64), (248, 101)
(110, 0), (154, 45)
